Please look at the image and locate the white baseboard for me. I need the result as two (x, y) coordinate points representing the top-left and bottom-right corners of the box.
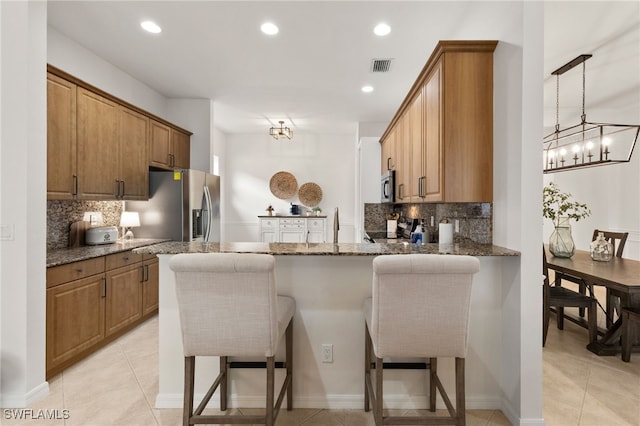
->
(0, 381), (49, 408)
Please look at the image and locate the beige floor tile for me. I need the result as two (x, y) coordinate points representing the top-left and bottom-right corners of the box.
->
(579, 392), (639, 426)
(1, 376), (67, 426)
(298, 409), (346, 425)
(486, 410), (512, 426)
(239, 407), (321, 425)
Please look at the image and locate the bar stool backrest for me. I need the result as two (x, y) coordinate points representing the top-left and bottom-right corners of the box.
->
(370, 254), (480, 359)
(170, 253), (279, 358)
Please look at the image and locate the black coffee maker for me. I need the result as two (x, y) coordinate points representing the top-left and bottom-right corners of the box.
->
(289, 203), (300, 215)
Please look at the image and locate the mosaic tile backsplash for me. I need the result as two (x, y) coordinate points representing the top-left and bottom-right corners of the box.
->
(364, 202), (492, 244)
(47, 200), (123, 250)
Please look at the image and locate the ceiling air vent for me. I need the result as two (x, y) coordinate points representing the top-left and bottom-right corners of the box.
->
(370, 58), (393, 73)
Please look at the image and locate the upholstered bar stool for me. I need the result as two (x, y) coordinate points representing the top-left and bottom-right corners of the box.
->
(169, 253), (295, 426)
(363, 254), (480, 426)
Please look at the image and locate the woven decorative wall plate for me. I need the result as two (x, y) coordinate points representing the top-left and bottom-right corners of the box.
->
(269, 171), (298, 199)
(298, 182), (323, 207)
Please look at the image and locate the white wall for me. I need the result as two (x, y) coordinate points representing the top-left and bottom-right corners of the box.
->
(224, 132), (356, 243)
(0, 0), (48, 407)
(167, 98), (212, 173)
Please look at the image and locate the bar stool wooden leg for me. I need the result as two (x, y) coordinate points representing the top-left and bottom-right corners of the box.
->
(286, 321), (293, 410)
(456, 358), (466, 426)
(375, 356), (383, 426)
(364, 324), (371, 412)
(266, 357), (275, 426)
(220, 356), (227, 411)
(429, 357), (437, 412)
(183, 356), (195, 426)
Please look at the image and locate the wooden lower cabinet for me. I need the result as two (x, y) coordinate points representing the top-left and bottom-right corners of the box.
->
(105, 263), (143, 337)
(46, 274), (106, 375)
(46, 251), (159, 378)
(142, 256), (159, 316)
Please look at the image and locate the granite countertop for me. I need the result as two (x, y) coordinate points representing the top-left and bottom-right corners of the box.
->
(132, 241), (520, 257)
(47, 238), (170, 267)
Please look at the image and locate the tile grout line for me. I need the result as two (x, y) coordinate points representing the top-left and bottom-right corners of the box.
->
(118, 337), (161, 426)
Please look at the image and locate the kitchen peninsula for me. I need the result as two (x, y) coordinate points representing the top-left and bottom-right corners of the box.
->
(135, 241), (519, 410)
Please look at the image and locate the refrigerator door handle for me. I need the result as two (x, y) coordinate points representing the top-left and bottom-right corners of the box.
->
(203, 186), (213, 242)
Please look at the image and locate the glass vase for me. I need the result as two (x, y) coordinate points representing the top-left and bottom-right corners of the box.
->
(590, 232), (613, 261)
(549, 217), (575, 258)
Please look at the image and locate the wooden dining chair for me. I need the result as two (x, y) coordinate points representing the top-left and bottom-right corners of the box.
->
(593, 230), (629, 326)
(543, 247), (597, 346)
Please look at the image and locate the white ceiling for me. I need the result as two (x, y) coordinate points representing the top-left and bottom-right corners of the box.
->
(47, 1), (640, 136)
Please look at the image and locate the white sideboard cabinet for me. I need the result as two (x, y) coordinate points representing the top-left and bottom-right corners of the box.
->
(258, 216), (327, 243)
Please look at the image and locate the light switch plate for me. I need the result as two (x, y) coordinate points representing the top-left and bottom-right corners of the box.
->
(0, 224), (15, 241)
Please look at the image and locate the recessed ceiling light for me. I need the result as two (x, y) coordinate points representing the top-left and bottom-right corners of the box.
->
(140, 20), (161, 34)
(374, 23), (391, 36)
(362, 85), (374, 93)
(261, 22), (279, 35)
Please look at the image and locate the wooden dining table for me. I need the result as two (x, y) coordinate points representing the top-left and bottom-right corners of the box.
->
(545, 246), (640, 355)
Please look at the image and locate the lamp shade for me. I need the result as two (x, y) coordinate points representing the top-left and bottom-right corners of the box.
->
(119, 211), (140, 228)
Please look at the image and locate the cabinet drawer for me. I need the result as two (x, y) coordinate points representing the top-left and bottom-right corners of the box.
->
(261, 219), (277, 229)
(47, 257), (105, 288)
(280, 224), (304, 230)
(308, 219), (325, 230)
(105, 250), (142, 270)
(279, 218), (305, 225)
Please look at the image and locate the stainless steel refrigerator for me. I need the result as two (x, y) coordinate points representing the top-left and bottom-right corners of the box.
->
(126, 169), (220, 242)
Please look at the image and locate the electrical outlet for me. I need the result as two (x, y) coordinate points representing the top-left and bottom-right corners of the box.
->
(321, 344), (333, 363)
(455, 219), (460, 233)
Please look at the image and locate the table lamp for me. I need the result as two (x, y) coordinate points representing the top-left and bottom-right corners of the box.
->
(120, 211), (140, 240)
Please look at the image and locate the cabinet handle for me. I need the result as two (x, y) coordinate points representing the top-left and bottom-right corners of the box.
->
(72, 175), (78, 196)
(120, 180), (125, 198)
(115, 179), (120, 197)
(140, 265), (145, 283)
(387, 157), (392, 170)
(101, 277), (107, 298)
(144, 264), (149, 282)
(398, 183), (404, 200)
(76, 268), (84, 273)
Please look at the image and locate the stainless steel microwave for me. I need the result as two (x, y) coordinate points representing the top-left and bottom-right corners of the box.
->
(381, 170), (395, 203)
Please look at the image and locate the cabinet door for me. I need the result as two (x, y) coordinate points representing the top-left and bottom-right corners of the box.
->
(280, 228), (305, 242)
(380, 134), (394, 174)
(47, 74), (77, 200)
(395, 114), (410, 202)
(46, 274), (105, 375)
(171, 129), (191, 169)
(105, 264), (143, 337)
(142, 258), (159, 316)
(119, 107), (149, 200)
(149, 120), (172, 169)
(77, 88), (119, 199)
(423, 59), (443, 202)
(307, 218), (326, 243)
(409, 89), (424, 201)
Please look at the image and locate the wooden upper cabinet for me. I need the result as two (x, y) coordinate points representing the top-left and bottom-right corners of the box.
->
(76, 88), (119, 199)
(380, 135), (394, 174)
(379, 40), (496, 203)
(408, 88), (423, 202)
(149, 121), (191, 170)
(119, 107), (149, 200)
(47, 73), (77, 199)
(395, 115), (410, 202)
(423, 59), (443, 202)
(441, 50), (494, 202)
(171, 129), (191, 169)
(47, 65), (193, 200)
(149, 120), (172, 169)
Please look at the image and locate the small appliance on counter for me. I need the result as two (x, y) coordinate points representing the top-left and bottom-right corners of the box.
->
(397, 217), (419, 239)
(85, 226), (118, 245)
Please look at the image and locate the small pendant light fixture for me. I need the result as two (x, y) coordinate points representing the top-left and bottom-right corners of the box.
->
(270, 121), (293, 140)
(543, 54), (638, 173)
